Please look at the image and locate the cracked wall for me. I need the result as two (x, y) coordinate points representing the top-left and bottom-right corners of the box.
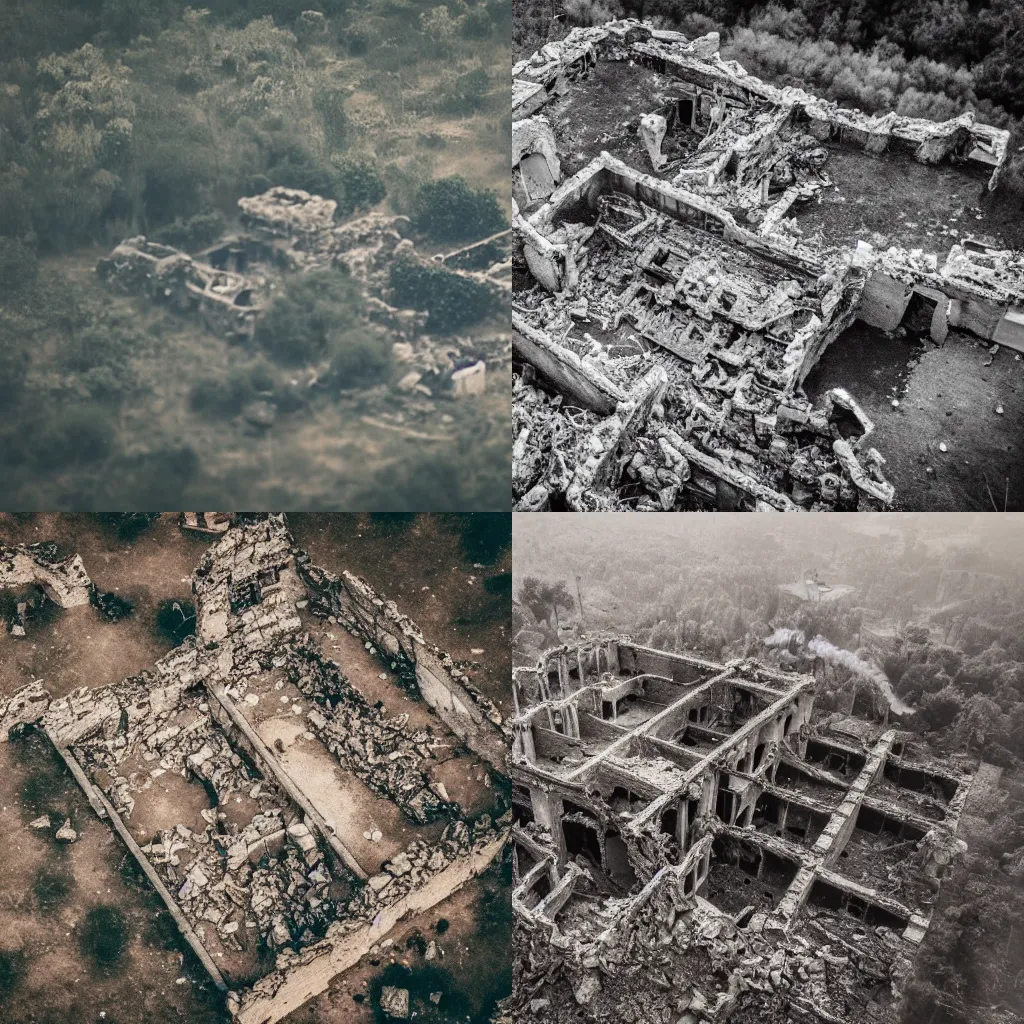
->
(508, 637), (975, 1024)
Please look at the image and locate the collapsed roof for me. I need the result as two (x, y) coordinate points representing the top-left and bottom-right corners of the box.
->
(512, 21), (1024, 511)
(507, 637), (979, 1024)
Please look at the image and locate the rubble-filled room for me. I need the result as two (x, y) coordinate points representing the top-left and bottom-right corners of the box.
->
(512, 20), (1024, 511)
(0, 513), (512, 1024)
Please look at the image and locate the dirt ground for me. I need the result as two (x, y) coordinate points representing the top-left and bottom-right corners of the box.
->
(0, 732), (226, 1024)
(544, 61), (700, 182)
(803, 324), (1024, 510)
(0, 513), (511, 1024)
(794, 143), (1024, 253)
(0, 514), (207, 697)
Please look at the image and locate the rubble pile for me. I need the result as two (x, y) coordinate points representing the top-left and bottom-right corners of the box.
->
(347, 815), (508, 918)
(97, 188), (505, 403)
(98, 237), (266, 341)
(238, 187), (338, 240)
(0, 542), (93, 608)
(509, 637), (975, 1024)
(512, 18), (1024, 511)
(300, 564), (509, 756)
(281, 640), (457, 824)
(51, 666), (349, 959)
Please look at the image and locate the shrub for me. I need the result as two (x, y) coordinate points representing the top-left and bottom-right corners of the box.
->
(411, 176), (507, 242)
(29, 407), (113, 469)
(460, 6), (493, 38)
(0, 237), (39, 292)
(436, 67), (492, 116)
(389, 255), (500, 332)
(255, 269), (362, 366)
(313, 83), (349, 151)
(152, 210), (227, 251)
(328, 327), (391, 387)
(79, 905), (129, 970)
(188, 363), (272, 418)
(333, 153), (386, 217)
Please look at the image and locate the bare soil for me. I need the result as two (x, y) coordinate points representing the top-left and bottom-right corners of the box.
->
(803, 325), (1024, 511)
(0, 514), (511, 1024)
(794, 143), (1024, 253)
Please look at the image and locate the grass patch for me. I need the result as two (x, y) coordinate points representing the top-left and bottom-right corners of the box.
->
(34, 865), (75, 914)
(0, 949), (26, 997)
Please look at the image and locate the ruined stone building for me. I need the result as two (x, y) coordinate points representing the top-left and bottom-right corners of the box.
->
(508, 638), (976, 1023)
(0, 516), (510, 1024)
(98, 186), (510, 392)
(512, 21), (1024, 510)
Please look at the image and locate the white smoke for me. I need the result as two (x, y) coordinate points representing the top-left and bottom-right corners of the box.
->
(806, 635), (912, 716)
(764, 627), (805, 648)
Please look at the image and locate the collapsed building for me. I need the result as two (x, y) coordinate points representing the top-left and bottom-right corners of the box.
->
(512, 21), (1024, 510)
(508, 638), (976, 1024)
(98, 186), (510, 395)
(0, 515), (510, 1024)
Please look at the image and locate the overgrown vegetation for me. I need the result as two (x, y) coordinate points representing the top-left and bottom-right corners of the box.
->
(0, 0), (509, 508)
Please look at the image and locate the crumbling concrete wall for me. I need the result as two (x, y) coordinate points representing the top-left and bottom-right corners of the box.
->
(0, 543), (93, 607)
(298, 564), (509, 770)
(236, 830), (507, 1024)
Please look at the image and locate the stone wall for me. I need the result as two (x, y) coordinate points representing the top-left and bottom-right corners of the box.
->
(237, 830), (508, 1024)
(299, 563), (509, 770)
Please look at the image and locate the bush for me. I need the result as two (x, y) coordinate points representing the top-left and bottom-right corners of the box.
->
(29, 407), (113, 469)
(329, 327), (391, 387)
(389, 255), (500, 332)
(313, 83), (349, 151)
(152, 210), (227, 251)
(436, 67), (492, 116)
(460, 6), (493, 38)
(188, 363), (272, 418)
(255, 269), (363, 366)
(155, 598), (196, 645)
(0, 237), (39, 292)
(333, 153), (386, 217)
(411, 176), (507, 242)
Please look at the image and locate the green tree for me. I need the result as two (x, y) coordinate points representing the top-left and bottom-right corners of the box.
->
(333, 153), (386, 217)
(389, 256), (500, 332)
(411, 176), (507, 242)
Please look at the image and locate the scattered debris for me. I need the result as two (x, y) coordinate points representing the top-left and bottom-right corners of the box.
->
(512, 20), (1024, 510)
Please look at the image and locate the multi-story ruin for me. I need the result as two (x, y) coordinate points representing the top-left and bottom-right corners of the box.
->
(0, 516), (510, 1024)
(508, 637), (975, 1023)
(512, 21), (1024, 510)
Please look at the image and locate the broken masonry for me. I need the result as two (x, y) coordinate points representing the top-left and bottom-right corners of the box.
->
(512, 20), (1024, 510)
(97, 186), (511, 398)
(506, 637), (979, 1024)
(0, 515), (510, 1024)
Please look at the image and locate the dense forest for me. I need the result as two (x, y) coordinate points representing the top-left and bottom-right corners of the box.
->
(514, 0), (1024, 189)
(0, 0), (511, 507)
(513, 513), (1024, 1024)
